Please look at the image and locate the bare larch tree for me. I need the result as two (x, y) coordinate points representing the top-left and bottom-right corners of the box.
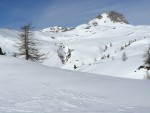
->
(16, 24), (45, 62)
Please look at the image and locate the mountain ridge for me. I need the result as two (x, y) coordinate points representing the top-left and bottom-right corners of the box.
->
(42, 11), (130, 32)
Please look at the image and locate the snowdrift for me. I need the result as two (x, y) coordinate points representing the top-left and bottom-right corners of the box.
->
(0, 56), (150, 113)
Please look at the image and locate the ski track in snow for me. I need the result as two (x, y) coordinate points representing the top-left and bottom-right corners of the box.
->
(0, 89), (150, 113)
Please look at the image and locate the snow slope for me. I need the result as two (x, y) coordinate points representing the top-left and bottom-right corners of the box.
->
(0, 55), (150, 113)
(0, 11), (150, 79)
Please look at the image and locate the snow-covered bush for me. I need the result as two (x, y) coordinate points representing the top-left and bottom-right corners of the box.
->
(120, 46), (124, 51)
(101, 55), (106, 59)
(110, 42), (112, 47)
(143, 45), (150, 66)
(107, 54), (110, 58)
(112, 56), (114, 61)
(122, 52), (128, 61)
(12, 52), (18, 57)
(94, 58), (97, 62)
(57, 44), (73, 64)
(144, 71), (150, 80)
(105, 45), (108, 50)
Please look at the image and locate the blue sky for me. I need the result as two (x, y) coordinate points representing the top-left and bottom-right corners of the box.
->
(0, 0), (150, 29)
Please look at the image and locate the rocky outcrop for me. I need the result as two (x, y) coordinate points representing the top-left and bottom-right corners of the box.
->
(42, 26), (74, 32)
(107, 11), (129, 24)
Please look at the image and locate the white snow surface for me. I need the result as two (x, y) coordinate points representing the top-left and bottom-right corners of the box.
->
(0, 12), (150, 79)
(0, 55), (150, 113)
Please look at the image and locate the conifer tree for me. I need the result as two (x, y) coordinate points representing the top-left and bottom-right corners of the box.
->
(16, 24), (45, 62)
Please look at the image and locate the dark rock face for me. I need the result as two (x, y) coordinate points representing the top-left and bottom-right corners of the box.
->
(96, 15), (102, 19)
(138, 65), (150, 70)
(0, 47), (6, 55)
(49, 27), (74, 32)
(107, 11), (129, 24)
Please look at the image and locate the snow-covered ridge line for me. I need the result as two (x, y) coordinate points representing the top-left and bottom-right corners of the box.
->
(41, 26), (75, 32)
(41, 11), (129, 32)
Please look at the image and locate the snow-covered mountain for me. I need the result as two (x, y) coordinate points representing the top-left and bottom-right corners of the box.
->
(0, 10), (150, 113)
(0, 11), (150, 79)
(89, 11), (129, 26)
(41, 26), (74, 32)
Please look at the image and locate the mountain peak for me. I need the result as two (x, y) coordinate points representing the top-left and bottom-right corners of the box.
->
(89, 11), (129, 26)
(106, 11), (129, 24)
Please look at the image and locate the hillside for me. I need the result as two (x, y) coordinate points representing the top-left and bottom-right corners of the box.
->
(0, 55), (150, 113)
(0, 11), (150, 79)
